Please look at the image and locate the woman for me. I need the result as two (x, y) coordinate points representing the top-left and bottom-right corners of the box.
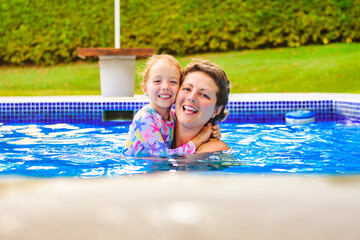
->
(173, 59), (231, 153)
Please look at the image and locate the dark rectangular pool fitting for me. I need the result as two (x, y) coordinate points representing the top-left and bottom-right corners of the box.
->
(102, 110), (135, 121)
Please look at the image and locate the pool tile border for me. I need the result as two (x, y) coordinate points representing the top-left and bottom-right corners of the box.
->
(334, 99), (360, 122)
(0, 94), (359, 124)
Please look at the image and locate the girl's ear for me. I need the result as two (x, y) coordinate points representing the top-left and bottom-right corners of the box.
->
(141, 83), (147, 94)
(213, 105), (223, 116)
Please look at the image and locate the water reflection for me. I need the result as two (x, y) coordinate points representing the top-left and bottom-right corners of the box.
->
(128, 151), (239, 174)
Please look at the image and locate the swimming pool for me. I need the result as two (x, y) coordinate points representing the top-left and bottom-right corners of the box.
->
(1, 94), (359, 177)
(1, 93), (359, 240)
(1, 121), (360, 177)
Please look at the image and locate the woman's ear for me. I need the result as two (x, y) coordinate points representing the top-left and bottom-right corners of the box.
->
(213, 105), (223, 117)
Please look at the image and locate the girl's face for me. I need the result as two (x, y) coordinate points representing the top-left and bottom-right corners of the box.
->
(143, 60), (180, 115)
(175, 71), (223, 129)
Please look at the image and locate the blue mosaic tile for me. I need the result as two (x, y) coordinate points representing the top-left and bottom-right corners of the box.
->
(334, 100), (360, 122)
(224, 100), (334, 123)
(0, 99), (359, 124)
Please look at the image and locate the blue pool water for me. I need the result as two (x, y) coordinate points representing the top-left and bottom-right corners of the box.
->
(0, 121), (359, 177)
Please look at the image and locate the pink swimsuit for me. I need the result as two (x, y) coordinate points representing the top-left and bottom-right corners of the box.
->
(122, 105), (196, 157)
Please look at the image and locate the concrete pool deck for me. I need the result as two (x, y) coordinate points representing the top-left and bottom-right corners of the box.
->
(0, 174), (359, 240)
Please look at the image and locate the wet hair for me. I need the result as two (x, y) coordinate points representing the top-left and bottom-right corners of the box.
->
(141, 54), (181, 90)
(181, 59), (231, 123)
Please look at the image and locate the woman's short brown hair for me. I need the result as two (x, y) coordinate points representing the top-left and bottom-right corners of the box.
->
(181, 59), (231, 123)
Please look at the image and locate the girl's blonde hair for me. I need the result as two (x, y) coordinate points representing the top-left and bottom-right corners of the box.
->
(141, 54), (181, 89)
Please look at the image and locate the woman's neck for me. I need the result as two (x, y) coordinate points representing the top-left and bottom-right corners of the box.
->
(174, 123), (202, 148)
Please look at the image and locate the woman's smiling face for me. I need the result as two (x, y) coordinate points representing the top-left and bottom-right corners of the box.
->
(175, 71), (223, 129)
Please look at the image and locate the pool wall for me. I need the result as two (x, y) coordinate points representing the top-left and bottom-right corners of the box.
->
(0, 93), (359, 124)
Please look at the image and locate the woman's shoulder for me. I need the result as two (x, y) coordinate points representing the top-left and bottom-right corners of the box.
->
(196, 139), (229, 154)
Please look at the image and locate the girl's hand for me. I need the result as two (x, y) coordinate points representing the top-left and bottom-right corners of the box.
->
(211, 124), (222, 139)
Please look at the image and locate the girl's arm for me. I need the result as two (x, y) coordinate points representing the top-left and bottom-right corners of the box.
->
(187, 124), (213, 149)
(190, 123), (222, 149)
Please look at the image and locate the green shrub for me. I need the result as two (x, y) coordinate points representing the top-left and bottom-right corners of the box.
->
(0, 0), (359, 65)
(0, 0), (114, 65)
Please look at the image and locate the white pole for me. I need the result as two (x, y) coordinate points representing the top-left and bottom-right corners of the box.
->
(115, 0), (120, 48)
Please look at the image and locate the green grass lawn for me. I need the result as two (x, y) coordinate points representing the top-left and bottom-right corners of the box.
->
(1, 43), (359, 96)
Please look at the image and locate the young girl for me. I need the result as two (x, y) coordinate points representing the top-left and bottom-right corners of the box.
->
(122, 54), (220, 157)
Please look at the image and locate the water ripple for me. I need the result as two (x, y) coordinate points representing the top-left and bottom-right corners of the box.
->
(0, 122), (359, 177)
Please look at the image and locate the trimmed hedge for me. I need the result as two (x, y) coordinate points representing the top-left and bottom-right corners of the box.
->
(0, 0), (114, 65)
(1, 0), (359, 65)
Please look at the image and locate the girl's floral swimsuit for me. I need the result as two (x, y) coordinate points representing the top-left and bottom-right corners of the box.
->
(122, 105), (196, 157)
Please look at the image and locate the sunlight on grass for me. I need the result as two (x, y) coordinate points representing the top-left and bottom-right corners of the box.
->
(1, 43), (359, 96)
(0, 62), (101, 96)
